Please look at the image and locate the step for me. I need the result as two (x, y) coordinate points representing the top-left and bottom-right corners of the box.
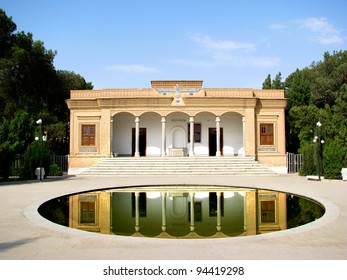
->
(79, 157), (276, 176)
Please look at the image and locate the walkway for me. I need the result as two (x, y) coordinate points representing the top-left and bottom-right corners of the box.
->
(0, 174), (346, 260)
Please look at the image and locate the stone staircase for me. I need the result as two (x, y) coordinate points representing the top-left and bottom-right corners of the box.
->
(79, 157), (276, 176)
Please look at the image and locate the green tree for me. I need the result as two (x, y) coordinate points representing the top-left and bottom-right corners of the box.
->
(271, 72), (284, 89)
(310, 51), (347, 108)
(323, 140), (347, 179)
(0, 31), (57, 117)
(0, 9), (16, 57)
(262, 72), (284, 89)
(0, 111), (35, 178)
(262, 74), (272, 89)
(285, 69), (311, 108)
(0, 9), (93, 179)
(22, 140), (51, 179)
(55, 70), (93, 122)
(299, 142), (317, 176)
(282, 50), (347, 178)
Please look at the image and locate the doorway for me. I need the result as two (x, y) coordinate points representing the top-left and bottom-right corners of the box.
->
(209, 127), (223, 156)
(132, 128), (146, 156)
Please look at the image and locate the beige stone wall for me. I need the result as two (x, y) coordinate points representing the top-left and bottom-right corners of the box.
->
(66, 81), (287, 172)
(69, 191), (111, 234)
(257, 190), (287, 233)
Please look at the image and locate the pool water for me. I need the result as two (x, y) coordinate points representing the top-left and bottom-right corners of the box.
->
(38, 185), (325, 239)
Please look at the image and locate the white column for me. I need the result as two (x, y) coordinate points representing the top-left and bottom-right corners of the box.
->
(100, 109), (111, 157)
(244, 108), (256, 158)
(189, 117), (195, 156)
(216, 192), (222, 232)
(190, 192), (195, 232)
(241, 116), (246, 156)
(243, 192), (247, 230)
(134, 116), (140, 157)
(135, 192), (140, 232)
(216, 116), (221, 156)
(161, 117), (166, 157)
(110, 116), (114, 157)
(161, 192), (167, 232)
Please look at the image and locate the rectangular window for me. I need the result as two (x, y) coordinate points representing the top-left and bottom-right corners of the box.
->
(81, 125), (95, 146)
(260, 123), (274, 145)
(261, 201), (275, 223)
(188, 123), (201, 143)
(80, 201), (96, 224)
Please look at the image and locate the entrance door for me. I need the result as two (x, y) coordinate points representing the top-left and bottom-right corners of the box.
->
(132, 128), (146, 156)
(209, 128), (223, 156)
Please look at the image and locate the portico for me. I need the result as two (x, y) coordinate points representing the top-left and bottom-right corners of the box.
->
(112, 111), (244, 158)
(66, 80), (287, 174)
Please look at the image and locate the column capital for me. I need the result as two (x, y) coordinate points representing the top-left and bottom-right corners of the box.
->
(189, 116), (194, 122)
(135, 116), (140, 123)
(216, 116), (221, 122)
(161, 116), (166, 123)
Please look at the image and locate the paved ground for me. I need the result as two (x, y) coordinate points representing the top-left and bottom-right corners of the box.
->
(0, 174), (346, 260)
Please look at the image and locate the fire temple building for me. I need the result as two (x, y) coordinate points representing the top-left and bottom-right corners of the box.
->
(66, 80), (287, 175)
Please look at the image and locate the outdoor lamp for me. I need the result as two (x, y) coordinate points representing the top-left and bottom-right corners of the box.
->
(36, 119), (43, 181)
(314, 121), (324, 181)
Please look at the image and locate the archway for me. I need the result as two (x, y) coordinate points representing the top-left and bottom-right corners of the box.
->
(221, 112), (243, 156)
(140, 112), (162, 156)
(112, 112), (135, 156)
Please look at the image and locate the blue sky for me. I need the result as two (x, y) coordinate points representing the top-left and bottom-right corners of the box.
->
(2, 0), (347, 89)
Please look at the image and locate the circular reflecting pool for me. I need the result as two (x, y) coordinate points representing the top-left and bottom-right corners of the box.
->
(38, 185), (325, 239)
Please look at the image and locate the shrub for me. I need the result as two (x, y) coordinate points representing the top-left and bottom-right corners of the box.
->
(48, 163), (63, 176)
(10, 165), (24, 178)
(22, 141), (51, 179)
(323, 140), (347, 179)
(299, 142), (317, 176)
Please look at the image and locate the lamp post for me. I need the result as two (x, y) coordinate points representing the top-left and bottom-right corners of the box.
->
(313, 121), (324, 181)
(36, 119), (43, 181)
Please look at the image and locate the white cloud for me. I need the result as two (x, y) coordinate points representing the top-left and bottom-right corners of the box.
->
(107, 64), (158, 73)
(299, 17), (343, 45)
(249, 56), (281, 68)
(187, 33), (279, 68)
(167, 59), (214, 68)
(269, 23), (288, 30)
(192, 33), (256, 52)
(214, 53), (280, 68)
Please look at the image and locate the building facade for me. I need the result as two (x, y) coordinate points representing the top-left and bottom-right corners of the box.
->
(66, 80), (287, 174)
(68, 187), (287, 238)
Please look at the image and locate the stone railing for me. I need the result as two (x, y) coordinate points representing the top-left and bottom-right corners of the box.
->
(205, 89), (254, 98)
(253, 89), (285, 98)
(70, 89), (158, 99)
(70, 88), (285, 100)
(168, 148), (188, 157)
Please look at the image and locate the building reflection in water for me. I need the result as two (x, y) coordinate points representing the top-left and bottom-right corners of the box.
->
(68, 186), (287, 238)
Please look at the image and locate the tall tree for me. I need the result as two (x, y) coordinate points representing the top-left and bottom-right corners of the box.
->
(282, 50), (347, 178)
(310, 51), (347, 107)
(0, 9), (16, 57)
(262, 74), (272, 89)
(262, 72), (284, 89)
(285, 69), (311, 108)
(271, 72), (284, 89)
(0, 9), (93, 178)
